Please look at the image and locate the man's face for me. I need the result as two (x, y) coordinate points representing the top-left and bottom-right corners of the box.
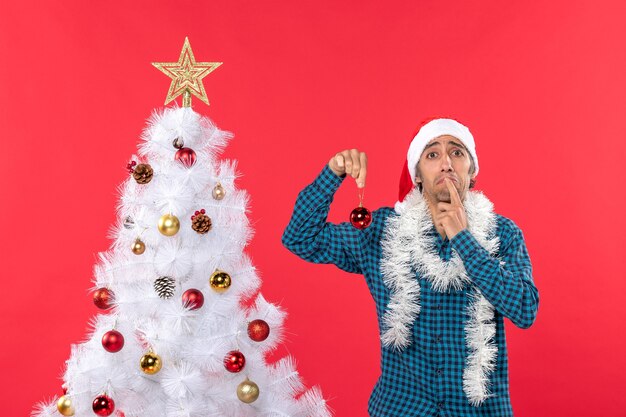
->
(415, 135), (476, 203)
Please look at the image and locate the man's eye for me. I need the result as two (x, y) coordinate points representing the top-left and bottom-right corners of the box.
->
(452, 150), (463, 157)
(427, 152), (437, 159)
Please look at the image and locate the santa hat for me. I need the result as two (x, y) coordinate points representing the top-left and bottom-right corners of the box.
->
(398, 117), (479, 202)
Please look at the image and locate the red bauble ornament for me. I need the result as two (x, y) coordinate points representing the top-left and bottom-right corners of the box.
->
(182, 288), (204, 310)
(247, 319), (270, 342)
(224, 350), (246, 373)
(102, 330), (124, 353)
(93, 288), (114, 310)
(92, 395), (115, 416)
(350, 206), (372, 229)
(175, 147), (197, 167)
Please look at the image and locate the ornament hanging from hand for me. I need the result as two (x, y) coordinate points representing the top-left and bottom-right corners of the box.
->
(350, 187), (372, 229)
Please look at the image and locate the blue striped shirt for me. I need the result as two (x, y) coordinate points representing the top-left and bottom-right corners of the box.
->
(281, 165), (539, 417)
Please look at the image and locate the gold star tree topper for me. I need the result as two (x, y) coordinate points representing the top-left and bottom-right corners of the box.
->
(152, 37), (222, 107)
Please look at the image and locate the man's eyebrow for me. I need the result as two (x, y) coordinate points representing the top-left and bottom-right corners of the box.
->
(448, 140), (467, 150)
(423, 140), (467, 150)
(424, 141), (440, 150)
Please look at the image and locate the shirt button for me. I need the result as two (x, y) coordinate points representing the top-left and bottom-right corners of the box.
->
(437, 402), (444, 408)
(436, 368), (442, 376)
(436, 304), (443, 310)
(435, 335), (442, 343)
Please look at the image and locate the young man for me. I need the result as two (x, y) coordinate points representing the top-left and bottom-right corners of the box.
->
(281, 118), (539, 416)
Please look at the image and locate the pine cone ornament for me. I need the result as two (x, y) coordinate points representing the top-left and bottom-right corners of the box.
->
(154, 276), (176, 299)
(132, 163), (154, 184)
(191, 209), (212, 234)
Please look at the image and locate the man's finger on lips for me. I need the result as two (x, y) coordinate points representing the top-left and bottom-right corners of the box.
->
(444, 177), (456, 197)
(357, 153), (367, 188)
(437, 202), (453, 212)
(445, 178), (462, 205)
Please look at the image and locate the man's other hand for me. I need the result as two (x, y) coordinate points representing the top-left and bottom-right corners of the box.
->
(329, 149), (368, 188)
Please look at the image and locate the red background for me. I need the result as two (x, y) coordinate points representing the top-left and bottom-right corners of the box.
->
(1, 1), (625, 416)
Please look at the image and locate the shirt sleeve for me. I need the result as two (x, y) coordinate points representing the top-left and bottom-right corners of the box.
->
(450, 221), (539, 329)
(281, 164), (363, 274)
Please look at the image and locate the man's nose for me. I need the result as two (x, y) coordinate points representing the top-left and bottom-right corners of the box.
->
(440, 153), (453, 171)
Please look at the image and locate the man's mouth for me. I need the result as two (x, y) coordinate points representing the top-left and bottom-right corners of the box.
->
(437, 176), (457, 185)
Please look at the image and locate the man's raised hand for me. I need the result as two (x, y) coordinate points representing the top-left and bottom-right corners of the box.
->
(434, 177), (468, 239)
(328, 149), (368, 188)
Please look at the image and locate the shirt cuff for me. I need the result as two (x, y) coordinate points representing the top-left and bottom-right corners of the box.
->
(450, 228), (486, 261)
(313, 164), (346, 195)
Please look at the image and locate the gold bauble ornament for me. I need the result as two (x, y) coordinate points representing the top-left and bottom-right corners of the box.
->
(212, 183), (225, 200)
(57, 395), (75, 416)
(131, 238), (146, 255)
(158, 213), (180, 236)
(209, 270), (231, 293)
(237, 379), (260, 403)
(140, 352), (162, 374)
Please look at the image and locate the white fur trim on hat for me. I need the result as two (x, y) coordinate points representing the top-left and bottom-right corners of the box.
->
(407, 118), (479, 183)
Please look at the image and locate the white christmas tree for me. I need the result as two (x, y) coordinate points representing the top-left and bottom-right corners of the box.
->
(33, 38), (331, 417)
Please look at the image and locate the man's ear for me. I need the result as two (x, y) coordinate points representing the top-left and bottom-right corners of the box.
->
(468, 172), (477, 190)
(414, 163), (422, 186)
